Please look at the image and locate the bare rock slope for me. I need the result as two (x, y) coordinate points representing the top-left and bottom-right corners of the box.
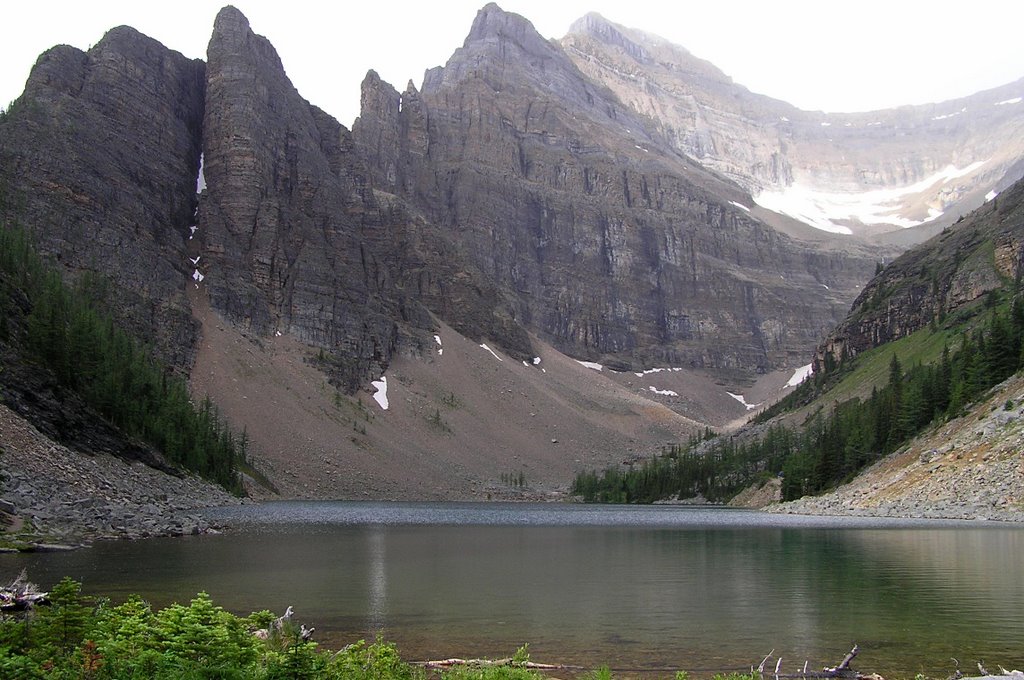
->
(563, 13), (1024, 238)
(769, 373), (1024, 521)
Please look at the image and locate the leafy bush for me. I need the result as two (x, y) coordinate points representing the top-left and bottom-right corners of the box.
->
(0, 579), (428, 679)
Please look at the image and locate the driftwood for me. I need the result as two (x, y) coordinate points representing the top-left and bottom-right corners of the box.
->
(419, 658), (582, 671)
(0, 570), (48, 612)
(755, 645), (883, 680)
(253, 605), (315, 643)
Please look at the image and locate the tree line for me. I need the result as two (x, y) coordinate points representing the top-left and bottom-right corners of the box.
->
(0, 225), (244, 493)
(573, 293), (1024, 504)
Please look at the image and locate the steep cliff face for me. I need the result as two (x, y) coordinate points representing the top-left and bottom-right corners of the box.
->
(198, 7), (532, 389)
(354, 3), (882, 373)
(198, 7), (410, 390)
(816, 177), (1024, 369)
(0, 27), (205, 369)
(563, 13), (1024, 238)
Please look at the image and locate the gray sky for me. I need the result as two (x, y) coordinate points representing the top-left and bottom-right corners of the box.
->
(3, 1), (1024, 127)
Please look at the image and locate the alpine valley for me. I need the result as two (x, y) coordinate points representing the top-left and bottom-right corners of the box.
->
(1, 3), (1023, 527)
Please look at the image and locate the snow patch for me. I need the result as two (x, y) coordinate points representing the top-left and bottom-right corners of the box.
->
(532, 357), (542, 365)
(820, 122), (831, 127)
(634, 144), (649, 153)
(480, 343), (503, 362)
(986, 189), (999, 201)
(931, 109), (965, 121)
(434, 334), (443, 356)
(576, 360), (604, 371)
(785, 363), (814, 388)
(727, 392), (758, 410)
(371, 376), (389, 410)
(648, 386), (679, 397)
(779, 116), (789, 122)
(754, 160), (987, 233)
(275, 330), (281, 337)
(196, 152), (207, 193)
(192, 269), (204, 282)
(633, 367), (681, 377)
(995, 97), (1022, 106)
(729, 201), (751, 212)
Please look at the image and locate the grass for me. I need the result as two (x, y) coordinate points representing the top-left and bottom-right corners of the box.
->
(820, 324), (956, 405)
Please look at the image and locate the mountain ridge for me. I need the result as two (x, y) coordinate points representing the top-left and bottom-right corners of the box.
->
(1, 3), (1022, 503)
(563, 12), (1024, 238)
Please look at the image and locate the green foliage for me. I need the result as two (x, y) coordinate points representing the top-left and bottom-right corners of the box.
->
(426, 409), (452, 434)
(0, 224), (244, 493)
(573, 426), (791, 503)
(441, 664), (542, 680)
(576, 299), (1024, 504)
(499, 471), (527, 488)
(584, 666), (614, 680)
(0, 580), (428, 679)
(326, 638), (420, 680)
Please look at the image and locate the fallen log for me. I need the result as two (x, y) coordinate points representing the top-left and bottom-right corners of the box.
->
(755, 645), (883, 680)
(419, 657), (582, 671)
(0, 570), (48, 612)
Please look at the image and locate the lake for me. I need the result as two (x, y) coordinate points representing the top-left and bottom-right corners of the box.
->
(2, 502), (1022, 677)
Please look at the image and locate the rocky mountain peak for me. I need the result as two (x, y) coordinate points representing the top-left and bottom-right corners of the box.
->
(563, 16), (1024, 238)
(566, 12), (650, 64)
(211, 5), (250, 40)
(464, 3), (544, 49)
(0, 19), (205, 371)
(564, 13), (730, 85)
(423, 2), (568, 95)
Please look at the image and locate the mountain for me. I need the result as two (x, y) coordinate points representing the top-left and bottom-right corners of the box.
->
(0, 27), (204, 371)
(563, 13), (1024, 240)
(353, 3), (886, 375)
(573, 174), (1024, 515)
(816, 178), (1024, 370)
(1, 4), (1021, 501)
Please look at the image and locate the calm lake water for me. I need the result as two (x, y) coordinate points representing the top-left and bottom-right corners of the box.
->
(3, 502), (1022, 677)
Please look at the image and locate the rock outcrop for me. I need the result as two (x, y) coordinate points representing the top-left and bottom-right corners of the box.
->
(768, 372), (1024, 522)
(0, 27), (205, 370)
(355, 3), (884, 373)
(0, 404), (237, 547)
(563, 13), (1024, 238)
(816, 177), (1024, 370)
(198, 6), (415, 390)
(198, 6), (531, 390)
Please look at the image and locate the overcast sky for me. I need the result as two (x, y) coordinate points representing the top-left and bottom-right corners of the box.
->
(4, 1), (1024, 127)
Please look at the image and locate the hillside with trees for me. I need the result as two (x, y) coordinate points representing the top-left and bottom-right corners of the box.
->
(573, 179), (1024, 508)
(0, 224), (245, 493)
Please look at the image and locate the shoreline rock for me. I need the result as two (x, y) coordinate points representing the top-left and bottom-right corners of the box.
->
(765, 374), (1024, 523)
(0, 404), (241, 550)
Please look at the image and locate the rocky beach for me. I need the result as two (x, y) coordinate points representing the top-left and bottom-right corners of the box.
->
(0, 404), (240, 550)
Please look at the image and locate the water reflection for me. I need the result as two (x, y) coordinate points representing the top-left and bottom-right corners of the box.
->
(1, 504), (1021, 677)
(368, 526), (387, 631)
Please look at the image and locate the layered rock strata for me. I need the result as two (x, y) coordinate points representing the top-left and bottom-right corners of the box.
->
(816, 177), (1024, 369)
(355, 3), (882, 373)
(563, 13), (1024, 237)
(0, 27), (205, 369)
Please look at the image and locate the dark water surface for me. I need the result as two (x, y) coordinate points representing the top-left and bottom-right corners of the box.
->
(3, 502), (1022, 677)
